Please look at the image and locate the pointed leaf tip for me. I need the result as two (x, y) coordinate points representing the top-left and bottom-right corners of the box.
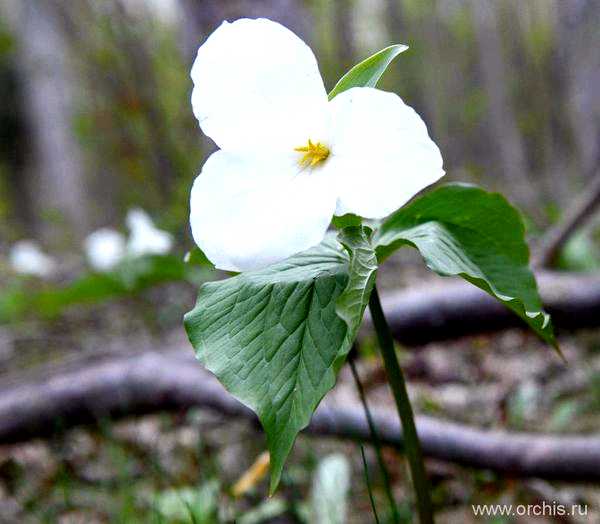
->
(185, 232), (377, 491)
(375, 183), (557, 350)
(328, 44), (408, 100)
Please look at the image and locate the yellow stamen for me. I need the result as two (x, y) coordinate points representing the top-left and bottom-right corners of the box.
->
(294, 139), (330, 167)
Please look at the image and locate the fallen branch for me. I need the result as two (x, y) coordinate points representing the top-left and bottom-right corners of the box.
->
(374, 270), (600, 346)
(1, 351), (600, 481)
(534, 171), (600, 268)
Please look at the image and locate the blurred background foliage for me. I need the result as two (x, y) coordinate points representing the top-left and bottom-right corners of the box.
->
(1, 0), (600, 522)
(0, 0), (599, 246)
(0, 0), (598, 322)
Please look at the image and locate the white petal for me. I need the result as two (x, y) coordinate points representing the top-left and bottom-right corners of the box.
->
(84, 228), (126, 271)
(9, 240), (56, 278)
(326, 87), (444, 219)
(190, 151), (336, 272)
(126, 208), (173, 256)
(126, 208), (155, 232)
(191, 18), (329, 153)
(127, 228), (173, 257)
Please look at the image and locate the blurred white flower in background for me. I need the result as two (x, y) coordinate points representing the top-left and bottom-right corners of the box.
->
(83, 209), (173, 273)
(8, 240), (56, 278)
(84, 228), (126, 272)
(310, 454), (350, 524)
(126, 208), (173, 257)
(189, 18), (444, 272)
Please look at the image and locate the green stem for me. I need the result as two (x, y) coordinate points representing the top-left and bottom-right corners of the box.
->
(368, 285), (434, 524)
(349, 356), (400, 524)
(360, 445), (381, 524)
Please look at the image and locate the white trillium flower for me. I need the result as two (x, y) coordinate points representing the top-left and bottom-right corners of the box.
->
(8, 240), (56, 278)
(126, 208), (174, 257)
(190, 18), (444, 272)
(85, 228), (126, 271)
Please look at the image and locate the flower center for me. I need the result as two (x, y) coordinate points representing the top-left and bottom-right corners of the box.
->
(294, 139), (330, 168)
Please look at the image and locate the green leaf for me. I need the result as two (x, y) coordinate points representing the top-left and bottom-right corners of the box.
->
(558, 231), (600, 272)
(154, 481), (219, 523)
(374, 183), (557, 349)
(184, 231), (377, 492)
(331, 213), (362, 230)
(184, 246), (215, 270)
(336, 226), (378, 331)
(328, 44), (408, 100)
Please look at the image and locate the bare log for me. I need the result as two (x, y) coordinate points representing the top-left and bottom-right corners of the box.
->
(373, 271), (600, 346)
(1, 351), (600, 481)
(534, 171), (600, 268)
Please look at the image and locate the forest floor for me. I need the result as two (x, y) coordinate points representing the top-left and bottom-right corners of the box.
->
(1, 256), (600, 523)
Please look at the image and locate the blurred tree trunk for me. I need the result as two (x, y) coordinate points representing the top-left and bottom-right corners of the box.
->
(176, 0), (312, 159)
(420, 1), (448, 142)
(8, 0), (91, 243)
(470, 0), (538, 211)
(557, 0), (600, 181)
(333, 0), (356, 74)
(177, 0), (312, 65)
(0, 40), (32, 234)
(384, 0), (404, 42)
